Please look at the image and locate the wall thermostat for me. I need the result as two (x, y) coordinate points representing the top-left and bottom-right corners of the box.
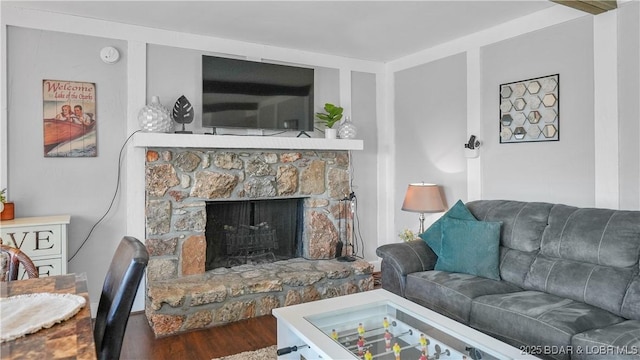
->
(100, 46), (120, 64)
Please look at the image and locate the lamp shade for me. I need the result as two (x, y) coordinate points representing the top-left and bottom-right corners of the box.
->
(401, 183), (445, 213)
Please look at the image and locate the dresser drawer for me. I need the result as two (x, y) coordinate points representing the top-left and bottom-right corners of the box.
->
(0, 215), (70, 276)
(16, 257), (63, 279)
(1, 224), (63, 258)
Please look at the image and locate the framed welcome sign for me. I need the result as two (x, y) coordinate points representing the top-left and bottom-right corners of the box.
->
(43, 80), (97, 157)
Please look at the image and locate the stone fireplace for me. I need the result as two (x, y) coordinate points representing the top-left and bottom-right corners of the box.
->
(143, 147), (373, 337)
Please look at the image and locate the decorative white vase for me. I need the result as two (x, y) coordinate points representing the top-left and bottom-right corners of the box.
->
(338, 116), (357, 139)
(325, 128), (337, 139)
(138, 96), (173, 133)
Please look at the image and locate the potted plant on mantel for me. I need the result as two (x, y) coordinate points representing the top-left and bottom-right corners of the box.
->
(0, 188), (14, 220)
(315, 103), (343, 139)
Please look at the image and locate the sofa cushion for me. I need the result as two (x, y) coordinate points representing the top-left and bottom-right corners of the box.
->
(405, 270), (521, 324)
(420, 199), (476, 255)
(538, 205), (640, 267)
(525, 256), (636, 317)
(466, 200), (553, 288)
(466, 200), (553, 253)
(498, 247), (538, 290)
(571, 320), (640, 360)
(435, 218), (501, 280)
(524, 204), (640, 317)
(470, 291), (625, 360)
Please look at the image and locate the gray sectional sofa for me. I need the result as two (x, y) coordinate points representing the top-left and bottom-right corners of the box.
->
(376, 200), (640, 360)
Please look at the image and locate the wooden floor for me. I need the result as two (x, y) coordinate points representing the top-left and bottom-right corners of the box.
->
(121, 313), (277, 360)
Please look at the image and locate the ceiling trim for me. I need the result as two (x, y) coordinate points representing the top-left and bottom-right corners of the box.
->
(1, 5), (384, 73)
(551, 0), (617, 15)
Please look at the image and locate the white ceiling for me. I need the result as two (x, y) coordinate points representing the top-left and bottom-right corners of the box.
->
(5, 1), (558, 62)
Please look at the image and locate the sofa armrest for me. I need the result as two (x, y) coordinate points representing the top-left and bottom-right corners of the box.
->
(376, 240), (437, 297)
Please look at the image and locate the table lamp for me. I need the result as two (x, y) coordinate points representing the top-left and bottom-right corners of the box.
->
(401, 183), (445, 234)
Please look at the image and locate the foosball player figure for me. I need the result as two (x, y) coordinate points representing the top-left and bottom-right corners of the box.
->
(393, 342), (401, 360)
(419, 333), (429, 353)
(357, 336), (366, 356)
(364, 349), (373, 360)
(419, 350), (428, 360)
(331, 329), (339, 340)
(383, 316), (390, 330)
(384, 329), (393, 350)
(358, 322), (366, 336)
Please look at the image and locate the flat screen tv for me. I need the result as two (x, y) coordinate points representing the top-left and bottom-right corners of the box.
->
(202, 55), (314, 133)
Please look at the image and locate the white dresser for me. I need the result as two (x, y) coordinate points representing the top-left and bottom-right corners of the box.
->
(0, 215), (70, 278)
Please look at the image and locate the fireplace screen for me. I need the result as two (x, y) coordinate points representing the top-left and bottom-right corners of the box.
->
(205, 198), (303, 269)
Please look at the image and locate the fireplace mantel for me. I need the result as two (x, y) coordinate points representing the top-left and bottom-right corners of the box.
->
(132, 133), (363, 150)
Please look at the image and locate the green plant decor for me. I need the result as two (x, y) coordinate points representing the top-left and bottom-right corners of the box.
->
(315, 103), (343, 129)
(0, 188), (6, 203)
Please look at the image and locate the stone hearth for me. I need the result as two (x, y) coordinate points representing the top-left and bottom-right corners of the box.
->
(143, 147), (374, 337)
(147, 258), (373, 336)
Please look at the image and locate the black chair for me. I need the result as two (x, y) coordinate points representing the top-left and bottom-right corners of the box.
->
(94, 236), (149, 360)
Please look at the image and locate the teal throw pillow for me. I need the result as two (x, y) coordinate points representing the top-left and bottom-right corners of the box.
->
(435, 217), (502, 281)
(419, 200), (476, 256)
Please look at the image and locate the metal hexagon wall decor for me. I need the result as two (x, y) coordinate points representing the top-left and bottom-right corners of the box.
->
(499, 74), (559, 143)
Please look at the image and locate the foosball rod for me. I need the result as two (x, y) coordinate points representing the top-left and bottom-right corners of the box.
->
(337, 321), (397, 339)
(345, 336), (387, 350)
(370, 343), (452, 359)
(370, 341), (426, 359)
(345, 329), (412, 351)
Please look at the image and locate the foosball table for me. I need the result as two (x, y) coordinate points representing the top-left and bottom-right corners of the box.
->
(273, 289), (537, 360)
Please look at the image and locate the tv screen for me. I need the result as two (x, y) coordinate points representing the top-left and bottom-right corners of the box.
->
(202, 55), (314, 132)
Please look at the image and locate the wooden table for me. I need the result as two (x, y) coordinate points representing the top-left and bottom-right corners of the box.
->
(0, 273), (96, 360)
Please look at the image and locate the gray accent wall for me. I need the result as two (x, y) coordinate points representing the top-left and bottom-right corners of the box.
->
(480, 17), (595, 207)
(6, 27), (128, 302)
(351, 71), (378, 260)
(618, 1), (640, 210)
(390, 3), (639, 220)
(394, 53), (468, 235)
(147, 45), (202, 133)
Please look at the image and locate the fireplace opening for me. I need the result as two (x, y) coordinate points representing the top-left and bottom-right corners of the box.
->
(205, 198), (304, 270)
